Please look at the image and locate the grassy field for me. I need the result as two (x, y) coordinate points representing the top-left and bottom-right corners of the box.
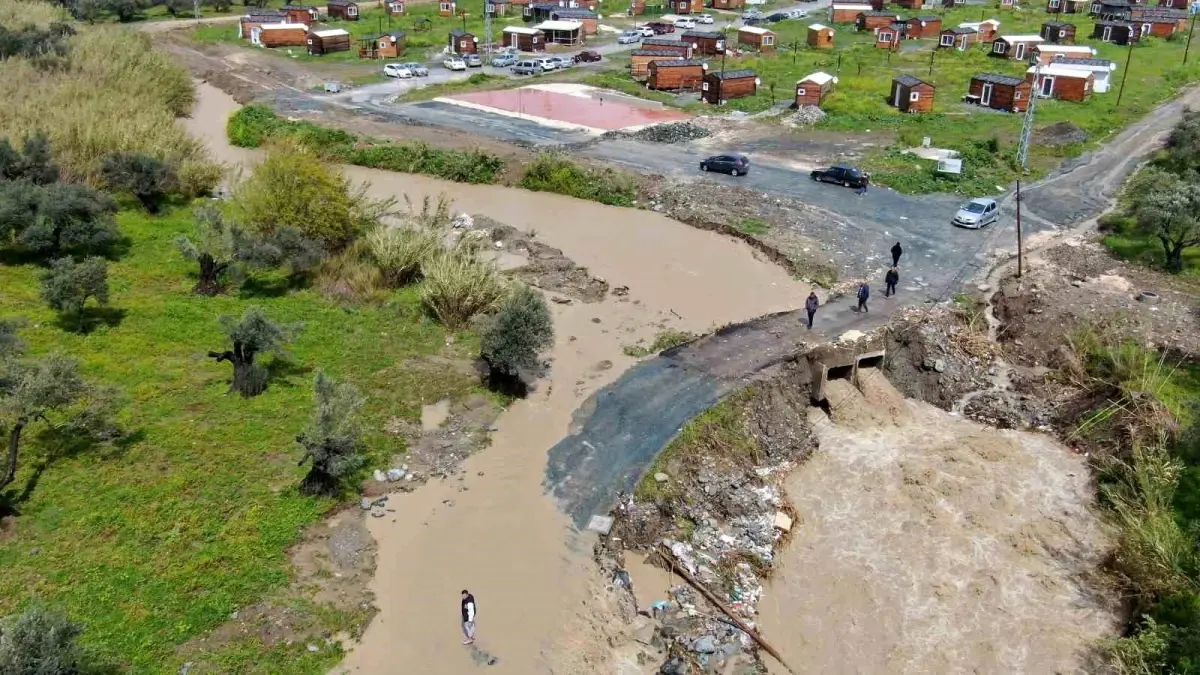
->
(0, 205), (484, 671)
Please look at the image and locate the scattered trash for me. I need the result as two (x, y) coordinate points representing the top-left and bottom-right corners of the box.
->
(586, 514), (615, 535)
(386, 468), (405, 482)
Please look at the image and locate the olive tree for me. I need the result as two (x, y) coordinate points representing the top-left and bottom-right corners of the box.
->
(0, 319), (118, 494)
(1125, 167), (1200, 274)
(0, 132), (59, 185)
(207, 307), (300, 398)
(478, 285), (554, 395)
(0, 604), (90, 674)
(178, 205), (323, 295)
(0, 182), (119, 256)
(296, 372), (365, 496)
(99, 152), (177, 214)
(39, 257), (109, 332)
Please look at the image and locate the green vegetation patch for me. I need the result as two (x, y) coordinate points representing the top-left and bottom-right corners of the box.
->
(518, 153), (637, 207)
(227, 105), (504, 184)
(0, 207), (483, 671)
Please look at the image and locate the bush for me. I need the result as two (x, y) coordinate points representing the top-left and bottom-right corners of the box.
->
(296, 372), (366, 496)
(316, 240), (387, 304)
(420, 249), (505, 330)
(479, 285), (554, 393)
(98, 151), (177, 213)
(0, 604), (92, 675)
(519, 153), (637, 207)
(40, 256), (109, 331)
(226, 104), (281, 148)
(364, 195), (452, 286)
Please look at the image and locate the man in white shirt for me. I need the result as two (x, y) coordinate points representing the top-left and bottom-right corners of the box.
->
(461, 589), (477, 645)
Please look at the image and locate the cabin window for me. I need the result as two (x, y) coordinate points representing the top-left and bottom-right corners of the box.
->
(909, 91), (920, 101)
(1048, 0), (1060, 6)
(1141, 23), (1151, 35)
(532, 36), (539, 42)
(797, 87), (807, 95)
(702, 82), (709, 90)
(992, 41), (1006, 53)
(441, 1), (452, 8)
(1059, 29), (1066, 37)
(762, 35), (774, 45)
(460, 39), (469, 48)
(880, 31), (892, 40)
(1014, 90), (1022, 99)
(940, 33), (953, 45)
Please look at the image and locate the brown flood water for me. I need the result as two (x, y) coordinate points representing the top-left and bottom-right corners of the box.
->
(183, 83), (806, 674)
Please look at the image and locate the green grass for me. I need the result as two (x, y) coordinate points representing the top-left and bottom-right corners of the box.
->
(397, 72), (506, 102)
(1098, 212), (1200, 279)
(0, 205), (485, 672)
(736, 217), (770, 236)
(518, 153), (638, 206)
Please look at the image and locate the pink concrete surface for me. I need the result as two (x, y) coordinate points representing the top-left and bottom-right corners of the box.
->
(445, 88), (692, 130)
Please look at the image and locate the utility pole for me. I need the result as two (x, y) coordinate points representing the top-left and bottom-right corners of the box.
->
(1186, 10), (1196, 65)
(1014, 62), (1041, 279)
(1116, 38), (1134, 107)
(1016, 179), (1023, 277)
(483, 0), (493, 63)
(927, 45), (935, 75)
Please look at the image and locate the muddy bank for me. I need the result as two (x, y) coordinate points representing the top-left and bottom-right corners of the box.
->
(181, 81), (807, 674)
(757, 374), (1118, 673)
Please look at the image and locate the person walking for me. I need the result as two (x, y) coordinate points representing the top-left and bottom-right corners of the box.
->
(891, 241), (903, 267)
(856, 178), (868, 196)
(461, 589), (477, 645)
(857, 282), (870, 313)
(804, 291), (819, 329)
(884, 267), (899, 298)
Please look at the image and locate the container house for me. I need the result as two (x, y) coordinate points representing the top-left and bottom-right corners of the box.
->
(642, 37), (693, 56)
(1046, 0), (1087, 12)
(991, 33), (1043, 59)
(938, 25), (976, 49)
(502, 25), (544, 50)
(876, 22), (903, 48)
(533, 19), (584, 45)
(283, 5), (319, 23)
(550, 8), (598, 33)
(386, 0), (405, 15)
(958, 19), (999, 41)
(904, 15), (941, 38)
(449, 29), (477, 54)
(857, 10), (899, 30)
(359, 30), (406, 58)
(683, 30), (725, 55)
(830, 3), (873, 22)
(1031, 44), (1095, 63)
(1052, 56), (1117, 91)
(438, 0), (456, 16)
(889, 73), (934, 112)
(737, 25), (776, 51)
(1027, 63), (1094, 100)
(712, 0), (744, 8)
(256, 23), (308, 47)
(630, 49), (683, 77)
(1092, 20), (1139, 43)
(1040, 20), (1076, 42)
(701, 69), (757, 104)
(326, 0), (359, 20)
(307, 28), (351, 54)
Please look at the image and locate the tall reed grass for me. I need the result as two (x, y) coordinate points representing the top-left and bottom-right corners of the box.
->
(420, 249), (506, 330)
(0, 4), (217, 191)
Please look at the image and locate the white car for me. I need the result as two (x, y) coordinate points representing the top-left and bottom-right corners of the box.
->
(383, 63), (412, 78)
(443, 57), (467, 71)
(952, 197), (999, 229)
(697, 13), (714, 23)
(617, 30), (642, 43)
(674, 17), (696, 28)
(535, 56), (557, 71)
(637, 25), (656, 37)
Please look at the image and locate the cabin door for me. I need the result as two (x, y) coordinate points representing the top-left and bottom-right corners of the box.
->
(893, 85), (902, 107)
(1014, 42), (1026, 59)
(251, 27), (262, 45)
(1102, 25), (1112, 40)
(1039, 75), (1054, 97)
(981, 83), (993, 105)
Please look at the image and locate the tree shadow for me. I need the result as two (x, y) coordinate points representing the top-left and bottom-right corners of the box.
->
(265, 357), (314, 390)
(54, 306), (127, 335)
(238, 273), (311, 299)
(0, 427), (144, 519)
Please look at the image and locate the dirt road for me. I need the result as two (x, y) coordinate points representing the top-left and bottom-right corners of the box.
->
(183, 82), (806, 674)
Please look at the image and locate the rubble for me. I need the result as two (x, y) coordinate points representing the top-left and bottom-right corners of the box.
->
(782, 105), (826, 127)
(605, 121), (712, 144)
(1032, 121), (1089, 147)
(479, 216), (610, 302)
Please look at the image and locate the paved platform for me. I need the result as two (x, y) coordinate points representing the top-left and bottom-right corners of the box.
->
(438, 84), (691, 134)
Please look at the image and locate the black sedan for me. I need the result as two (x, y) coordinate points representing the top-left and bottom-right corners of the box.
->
(810, 164), (869, 188)
(700, 154), (750, 176)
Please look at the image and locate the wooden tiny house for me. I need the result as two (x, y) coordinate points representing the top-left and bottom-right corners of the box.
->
(1028, 64), (1094, 101)
(999, 0), (1016, 8)
(1040, 20), (1076, 42)
(449, 29), (477, 54)
(795, 71), (837, 107)
(631, 49), (683, 77)
(1046, 0), (1087, 11)
(958, 19), (999, 41)
(534, 20), (584, 46)
(642, 38), (693, 56)
(550, 8), (598, 34)
(358, 31), (406, 58)
(875, 23), (903, 48)
(857, 10), (898, 30)
(712, 0), (744, 8)
(939, 25), (976, 49)
(737, 26), (776, 51)
(438, 0), (456, 16)
(830, 3), (874, 22)
(326, 0), (359, 20)
(991, 34), (1043, 59)
(502, 25), (544, 50)
(283, 5), (318, 24)
(1092, 20), (1139, 43)
(904, 15), (941, 38)
(894, 0), (928, 9)
(1051, 57), (1117, 91)
(668, 0), (699, 13)
(808, 23), (835, 48)
(257, 23), (308, 47)
(889, 74), (934, 112)
(683, 30), (726, 55)
(1158, 0), (1188, 9)
(1032, 44), (1096, 63)
(647, 59), (705, 90)
(307, 28), (351, 54)
(701, 69), (757, 104)
(967, 73), (1032, 111)
(386, 0), (405, 14)
(1132, 9), (1189, 37)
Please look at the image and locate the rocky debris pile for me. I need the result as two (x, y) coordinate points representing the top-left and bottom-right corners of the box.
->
(1032, 121), (1089, 147)
(783, 105), (826, 127)
(477, 216), (611, 302)
(884, 307), (995, 410)
(607, 121), (713, 144)
(962, 389), (1056, 430)
(645, 584), (757, 674)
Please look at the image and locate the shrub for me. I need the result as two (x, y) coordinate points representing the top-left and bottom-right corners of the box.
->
(0, 604), (91, 674)
(0, 131), (59, 184)
(316, 241), (387, 304)
(296, 372), (366, 496)
(519, 153), (637, 207)
(364, 195), (452, 286)
(206, 307), (300, 398)
(420, 249), (505, 330)
(0, 181), (120, 255)
(40, 256), (109, 331)
(98, 151), (177, 213)
(226, 105), (283, 148)
(479, 285), (554, 393)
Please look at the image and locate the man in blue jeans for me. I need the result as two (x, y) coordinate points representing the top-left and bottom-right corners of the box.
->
(857, 282), (870, 313)
(804, 291), (819, 329)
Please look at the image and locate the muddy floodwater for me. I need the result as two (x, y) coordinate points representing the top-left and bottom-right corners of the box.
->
(182, 83), (806, 673)
(757, 376), (1118, 674)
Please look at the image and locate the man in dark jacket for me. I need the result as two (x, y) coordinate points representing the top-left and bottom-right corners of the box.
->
(891, 242), (903, 267)
(857, 282), (870, 313)
(461, 589), (477, 645)
(884, 267), (899, 297)
(804, 291), (819, 329)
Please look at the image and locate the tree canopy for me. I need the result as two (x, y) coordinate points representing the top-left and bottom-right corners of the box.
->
(207, 307), (300, 397)
(296, 372), (365, 496)
(0, 604), (91, 675)
(178, 205), (323, 295)
(479, 285), (554, 394)
(40, 257), (109, 331)
(1124, 167), (1200, 274)
(0, 181), (119, 256)
(99, 152), (177, 214)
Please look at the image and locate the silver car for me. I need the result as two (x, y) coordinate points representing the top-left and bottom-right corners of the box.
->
(952, 197), (999, 229)
(398, 62), (429, 76)
(617, 30), (642, 43)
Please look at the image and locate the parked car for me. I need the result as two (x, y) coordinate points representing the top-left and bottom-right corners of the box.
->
(574, 50), (602, 63)
(443, 57), (467, 71)
(674, 16), (696, 28)
(699, 154), (750, 176)
(810, 164), (869, 188)
(491, 52), (518, 67)
(741, 8), (762, 19)
(398, 61), (429, 76)
(618, 29), (642, 43)
(535, 56), (558, 71)
(697, 13), (714, 23)
(790, 8), (809, 17)
(637, 25), (656, 37)
(547, 55), (572, 69)
(765, 11), (790, 22)
(383, 63), (413, 78)
(512, 59), (541, 75)
(646, 21), (674, 33)
(464, 53), (482, 67)
(952, 197), (999, 229)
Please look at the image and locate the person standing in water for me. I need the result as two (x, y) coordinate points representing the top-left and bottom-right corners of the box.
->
(461, 589), (477, 645)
